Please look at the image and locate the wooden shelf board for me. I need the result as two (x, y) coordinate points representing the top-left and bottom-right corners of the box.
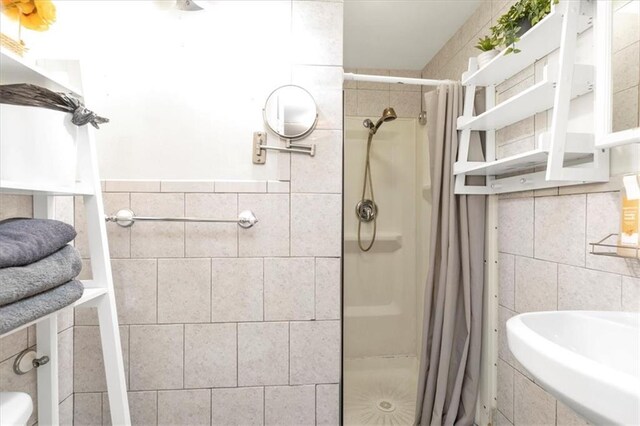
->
(0, 180), (93, 196)
(457, 65), (593, 131)
(0, 48), (83, 96)
(462, 4), (593, 87)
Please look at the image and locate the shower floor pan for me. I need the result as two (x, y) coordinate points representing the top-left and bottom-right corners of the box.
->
(343, 356), (418, 425)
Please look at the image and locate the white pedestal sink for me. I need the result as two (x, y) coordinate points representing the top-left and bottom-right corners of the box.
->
(507, 311), (640, 425)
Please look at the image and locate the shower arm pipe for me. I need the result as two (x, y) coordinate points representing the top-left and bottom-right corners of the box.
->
(343, 72), (455, 87)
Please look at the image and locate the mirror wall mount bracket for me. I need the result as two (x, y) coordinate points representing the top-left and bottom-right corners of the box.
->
(252, 131), (315, 164)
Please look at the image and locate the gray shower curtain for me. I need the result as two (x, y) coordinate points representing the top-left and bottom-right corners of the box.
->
(415, 84), (486, 426)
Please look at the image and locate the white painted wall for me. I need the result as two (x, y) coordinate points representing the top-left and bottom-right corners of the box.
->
(6, 1), (298, 180)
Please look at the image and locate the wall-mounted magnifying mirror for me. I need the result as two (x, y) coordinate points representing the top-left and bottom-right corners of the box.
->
(263, 85), (318, 140)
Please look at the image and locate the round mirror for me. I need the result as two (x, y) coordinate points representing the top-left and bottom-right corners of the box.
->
(263, 85), (318, 140)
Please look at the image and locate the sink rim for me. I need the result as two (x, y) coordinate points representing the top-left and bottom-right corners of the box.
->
(507, 310), (640, 425)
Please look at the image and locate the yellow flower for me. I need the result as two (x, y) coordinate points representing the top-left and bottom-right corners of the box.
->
(1, 0), (56, 32)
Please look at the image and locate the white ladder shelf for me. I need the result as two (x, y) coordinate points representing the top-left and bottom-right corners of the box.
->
(0, 49), (131, 425)
(454, 0), (609, 195)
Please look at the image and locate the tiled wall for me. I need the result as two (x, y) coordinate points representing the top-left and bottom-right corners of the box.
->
(421, 1), (640, 425)
(72, 180), (342, 425)
(343, 67), (423, 118)
(0, 195), (75, 425)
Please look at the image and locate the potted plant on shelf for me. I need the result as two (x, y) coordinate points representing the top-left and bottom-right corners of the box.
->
(475, 35), (500, 68)
(491, 0), (559, 55)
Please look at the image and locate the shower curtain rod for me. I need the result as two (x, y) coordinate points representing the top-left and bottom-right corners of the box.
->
(343, 72), (454, 86)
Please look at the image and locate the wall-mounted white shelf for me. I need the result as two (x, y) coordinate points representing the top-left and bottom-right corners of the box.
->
(0, 47), (82, 96)
(454, 133), (593, 176)
(344, 233), (402, 253)
(454, 0), (608, 195)
(462, 2), (593, 86)
(458, 65), (593, 131)
(0, 50), (130, 425)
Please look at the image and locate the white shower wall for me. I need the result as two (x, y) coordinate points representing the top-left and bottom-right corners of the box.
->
(344, 116), (430, 359)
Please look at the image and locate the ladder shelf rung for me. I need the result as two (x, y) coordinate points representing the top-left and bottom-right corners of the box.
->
(457, 64), (593, 132)
(0, 180), (94, 196)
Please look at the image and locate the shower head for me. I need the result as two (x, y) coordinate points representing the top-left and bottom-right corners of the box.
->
(176, 0), (203, 11)
(363, 107), (397, 135)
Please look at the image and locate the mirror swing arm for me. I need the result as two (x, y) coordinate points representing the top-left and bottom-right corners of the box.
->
(253, 84), (318, 164)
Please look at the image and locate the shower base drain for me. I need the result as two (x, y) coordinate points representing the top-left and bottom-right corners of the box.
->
(376, 400), (396, 413)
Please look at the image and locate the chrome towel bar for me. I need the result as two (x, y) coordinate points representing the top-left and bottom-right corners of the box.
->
(105, 209), (258, 229)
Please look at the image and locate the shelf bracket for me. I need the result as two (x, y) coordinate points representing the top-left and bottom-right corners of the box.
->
(252, 131), (315, 164)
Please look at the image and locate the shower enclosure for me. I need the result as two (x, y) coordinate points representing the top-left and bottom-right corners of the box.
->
(343, 104), (431, 424)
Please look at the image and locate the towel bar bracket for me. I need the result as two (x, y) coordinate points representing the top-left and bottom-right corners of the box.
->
(105, 209), (258, 229)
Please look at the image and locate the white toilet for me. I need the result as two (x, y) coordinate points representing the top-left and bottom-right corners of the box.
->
(0, 392), (33, 426)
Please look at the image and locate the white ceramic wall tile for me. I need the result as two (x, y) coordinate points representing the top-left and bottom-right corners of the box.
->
(585, 192), (633, 275)
(612, 41), (639, 93)
(211, 387), (265, 426)
(316, 384), (340, 426)
(157, 258), (211, 323)
(515, 256), (558, 313)
(0, 328), (27, 362)
(238, 194), (290, 257)
(292, 65), (343, 130)
(160, 180), (215, 193)
(267, 181), (290, 194)
(498, 197), (534, 257)
(215, 180), (267, 193)
(495, 410), (514, 426)
(129, 325), (183, 391)
(315, 258), (341, 320)
(102, 391), (158, 426)
(73, 392), (102, 426)
(0, 194), (32, 220)
(292, 1), (343, 66)
(157, 389), (211, 426)
(514, 372), (556, 426)
(290, 321), (341, 384)
(238, 322), (289, 386)
(291, 130), (342, 194)
(111, 259), (157, 324)
(613, 2), (640, 52)
(556, 401), (591, 425)
(105, 180), (161, 193)
(356, 90), (391, 117)
(185, 193), (238, 257)
(58, 327), (74, 402)
(497, 358), (515, 422)
(622, 276), (640, 311)
(291, 194), (342, 257)
(59, 395), (73, 426)
(184, 323), (237, 388)
(53, 196), (75, 226)
(265, 385), (315, 426)
(535, 195), (586, 267)
(389, 91), (421, 118)
(211, 258), (264, 322)
(74, 326), (129, 393)
(558, 265), (623, 311)
(130, 193), (185, 258)
(264, 258), (315, 321)
(499, 253), (515, 310)
(344, 89), (358, 116)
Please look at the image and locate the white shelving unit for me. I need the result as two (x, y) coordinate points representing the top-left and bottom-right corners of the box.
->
(454, 0), (609, 195)
(0, 49), (131, 425)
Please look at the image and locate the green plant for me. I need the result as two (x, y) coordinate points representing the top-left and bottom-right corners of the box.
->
(475, 35), (498, 52)
(491, 0), (559, 54)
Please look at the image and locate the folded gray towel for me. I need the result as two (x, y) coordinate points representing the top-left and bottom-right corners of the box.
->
(0, 280), (84, 335)
(0, 245), (82, 306)
(0, 218), (77, 268)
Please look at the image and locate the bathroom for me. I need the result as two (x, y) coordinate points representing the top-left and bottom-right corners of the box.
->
(0, 0), (638, 425)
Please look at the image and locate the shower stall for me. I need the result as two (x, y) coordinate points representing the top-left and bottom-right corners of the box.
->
(343, 101), (432, 424)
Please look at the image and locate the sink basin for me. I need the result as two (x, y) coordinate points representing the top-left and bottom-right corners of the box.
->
(507, 311), (640, 425)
